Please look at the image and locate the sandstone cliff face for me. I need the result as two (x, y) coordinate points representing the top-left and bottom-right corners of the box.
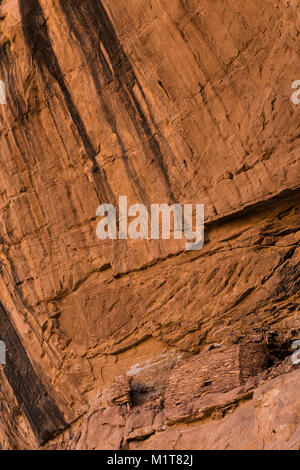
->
(0, 0), (299, 450)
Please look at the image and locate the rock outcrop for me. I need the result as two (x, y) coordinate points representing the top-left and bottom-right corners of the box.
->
(0, 0), (299, 450)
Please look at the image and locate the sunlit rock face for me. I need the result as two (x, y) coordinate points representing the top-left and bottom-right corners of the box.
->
(0, 0), (299, 450)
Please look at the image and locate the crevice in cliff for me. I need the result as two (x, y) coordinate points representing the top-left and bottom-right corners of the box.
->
(0, 301), (68, 444)
(57, 0), (177, 203)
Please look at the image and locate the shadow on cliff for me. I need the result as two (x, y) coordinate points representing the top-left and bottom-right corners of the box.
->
(19, 0), (115, 203)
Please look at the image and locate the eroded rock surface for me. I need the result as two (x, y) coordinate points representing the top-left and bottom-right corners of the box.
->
(0, 0), (299, 450)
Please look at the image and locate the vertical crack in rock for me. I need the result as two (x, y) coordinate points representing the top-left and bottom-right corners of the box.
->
(57, 0), (175, 202)
(19, 0), (114, 204)
(0, 302), (67, 444)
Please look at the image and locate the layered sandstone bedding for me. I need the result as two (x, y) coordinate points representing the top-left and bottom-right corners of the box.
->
(0, 0), (299, 450)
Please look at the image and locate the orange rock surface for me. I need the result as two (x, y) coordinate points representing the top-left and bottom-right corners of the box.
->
(0, 0), (299, 450)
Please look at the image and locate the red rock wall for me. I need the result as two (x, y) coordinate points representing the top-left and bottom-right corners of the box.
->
(0, 0), (299, 450)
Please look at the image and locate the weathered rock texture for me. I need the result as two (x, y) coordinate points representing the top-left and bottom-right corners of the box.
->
(0, 0), (299, 450)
